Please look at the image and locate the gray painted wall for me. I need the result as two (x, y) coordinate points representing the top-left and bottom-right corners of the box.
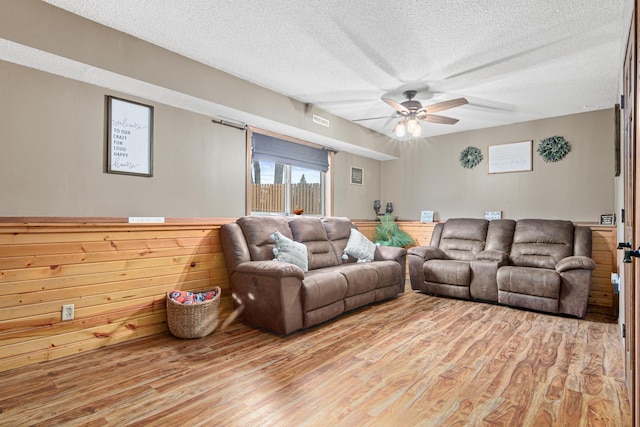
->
(0, 1), (616, 222)
(382, 109), (615, 222)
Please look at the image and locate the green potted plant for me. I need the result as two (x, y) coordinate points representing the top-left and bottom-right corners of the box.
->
(374, 214), (415, 248)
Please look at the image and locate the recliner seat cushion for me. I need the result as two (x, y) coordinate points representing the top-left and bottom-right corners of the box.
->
(337, 263), (378, 296)
(302, 270), (348, 311)
(424, 259), (471, 286)
(369, 260), (402, 289)
(497, 266), (561, 299)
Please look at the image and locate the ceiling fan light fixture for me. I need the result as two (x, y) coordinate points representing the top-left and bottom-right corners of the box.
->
(393, 121), (406, 137)
(365, 91), (468, 138)
(406, 119), (419, 134)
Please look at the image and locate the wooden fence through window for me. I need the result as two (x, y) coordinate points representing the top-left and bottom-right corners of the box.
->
(252, 183), (321, 214)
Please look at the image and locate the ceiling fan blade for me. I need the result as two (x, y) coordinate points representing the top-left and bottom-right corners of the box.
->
(382, 97), (410, 114)
(420, 114), (459, 125)
(352, 115), (394, 122)
(422, 97), (469, 114)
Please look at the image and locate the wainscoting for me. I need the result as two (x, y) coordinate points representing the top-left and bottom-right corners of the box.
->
(0, 218), (616, 373)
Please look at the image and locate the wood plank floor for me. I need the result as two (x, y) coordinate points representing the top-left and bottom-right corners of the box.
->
(0, 287), (631, 426)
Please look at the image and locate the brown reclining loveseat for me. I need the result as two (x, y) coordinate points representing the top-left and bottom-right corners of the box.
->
(408, 218), (596, 317)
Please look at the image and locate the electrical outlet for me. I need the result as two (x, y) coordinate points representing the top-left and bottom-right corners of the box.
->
(61, 304), (74, 321)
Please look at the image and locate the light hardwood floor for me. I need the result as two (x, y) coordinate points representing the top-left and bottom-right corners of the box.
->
(0, 287), (631, 426)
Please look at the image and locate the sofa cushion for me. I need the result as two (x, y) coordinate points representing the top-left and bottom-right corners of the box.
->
(510, 219), (573, 269)
(336, 263), (378, 296)
(370, 260), (403, 289)
(342, 228), (376, 263)
(424, 259), (471, 286)
(270, 231), (308, 272)
(439, 218), (489, 261)
(288, 216), (339, 270)
(238, 216), (291, 261)
(302, 270), (348, 311)
(497, 266), (561, 299)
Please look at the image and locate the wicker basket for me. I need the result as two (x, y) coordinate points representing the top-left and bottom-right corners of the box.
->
(166, 287), (221, 339)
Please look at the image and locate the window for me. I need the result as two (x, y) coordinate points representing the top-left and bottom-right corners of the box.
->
(248, 130), (331, 216)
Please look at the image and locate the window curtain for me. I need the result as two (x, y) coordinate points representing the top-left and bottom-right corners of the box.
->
(252, 133), (329, 172)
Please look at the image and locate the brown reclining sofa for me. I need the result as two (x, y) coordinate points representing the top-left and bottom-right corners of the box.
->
(408, 218), (597, 317)
(221, 216), (407, 334)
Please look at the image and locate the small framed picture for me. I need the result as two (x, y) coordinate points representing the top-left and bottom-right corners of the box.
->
(350, 167), (364, 185)
(420, 210), (434, 223)
(600, 214), (615, 225)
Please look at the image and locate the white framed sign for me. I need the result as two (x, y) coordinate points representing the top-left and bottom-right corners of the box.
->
(488, 140), (532, 174)
(420, 210), (434, 223)
(484, 211), (502, 221)
(107, 96), (154, 177)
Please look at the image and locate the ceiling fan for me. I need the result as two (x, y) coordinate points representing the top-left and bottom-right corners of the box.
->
(355, 90), (468, 137)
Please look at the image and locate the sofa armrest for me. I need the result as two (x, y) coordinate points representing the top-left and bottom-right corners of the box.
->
(407, 246), (448, 261)
(375, 246), (407, 293)
(476, 249), (510, 264)
(556, 256), (596, 273)
(375, 245), (407, 262)
(232, 260), (304, 335)
(235, 260), (306, 280)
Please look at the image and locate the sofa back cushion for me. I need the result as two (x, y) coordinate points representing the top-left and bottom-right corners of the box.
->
(485, 219), (516, 253)
(288, 216), (339, 269)
(322, 216), (357, 263)
(439, 218), (489, 261)
(237, 216), (291, 261)
(574, 226), (593, 257)
(510, 219), (574, 269)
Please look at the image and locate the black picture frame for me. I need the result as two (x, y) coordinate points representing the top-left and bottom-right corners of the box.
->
(106, 96), (154, 177)
(600, 213), (615, 225)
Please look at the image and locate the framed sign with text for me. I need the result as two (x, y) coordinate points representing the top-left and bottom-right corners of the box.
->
(488, 140), (532, 174)
(600, 214), (615, 225)
(107, 96), (153, 177)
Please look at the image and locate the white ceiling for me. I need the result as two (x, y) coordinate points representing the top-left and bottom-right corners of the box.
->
(43, 0), (633, 139)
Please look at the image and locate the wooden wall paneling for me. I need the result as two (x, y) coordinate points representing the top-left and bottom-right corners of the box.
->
(589, 227), (617, 308)
(352, 220), (437, 246)
(0, 221), (233, 373)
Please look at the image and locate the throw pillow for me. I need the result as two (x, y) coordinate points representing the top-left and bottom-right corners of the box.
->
(342, 228), (376, 263)
(270, 231), (309, 272)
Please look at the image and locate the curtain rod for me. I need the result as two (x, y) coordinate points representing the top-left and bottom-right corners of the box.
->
(211, 118), (246, 130)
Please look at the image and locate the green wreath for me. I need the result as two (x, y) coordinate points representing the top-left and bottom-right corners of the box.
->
(459, 146), (483, 169)
(538, 136), (571, 163)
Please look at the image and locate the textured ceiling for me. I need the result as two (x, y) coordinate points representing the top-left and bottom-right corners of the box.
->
(43, 0), (632, 139)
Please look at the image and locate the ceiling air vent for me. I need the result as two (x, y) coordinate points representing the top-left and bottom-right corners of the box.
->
(313, 114), (330, 127)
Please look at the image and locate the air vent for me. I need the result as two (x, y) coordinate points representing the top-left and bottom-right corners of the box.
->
(313, 114), (330, 127)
